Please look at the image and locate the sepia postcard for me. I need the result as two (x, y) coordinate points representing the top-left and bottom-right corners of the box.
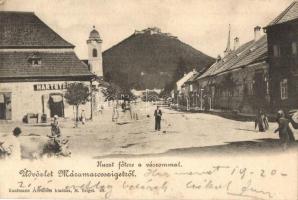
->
(0, 0), (297, 199)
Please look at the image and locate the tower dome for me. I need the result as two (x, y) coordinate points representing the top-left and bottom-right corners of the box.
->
(88, 26), (102, 42)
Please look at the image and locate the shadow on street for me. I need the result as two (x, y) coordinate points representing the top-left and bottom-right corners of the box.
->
(94, 138), (298, 158)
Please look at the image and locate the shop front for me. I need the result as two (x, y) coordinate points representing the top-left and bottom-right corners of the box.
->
(0, 93), (12, 120)
(0, 81), (91, 121)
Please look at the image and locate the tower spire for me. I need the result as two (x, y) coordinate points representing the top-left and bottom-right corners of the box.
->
(224, 24), (231, 56)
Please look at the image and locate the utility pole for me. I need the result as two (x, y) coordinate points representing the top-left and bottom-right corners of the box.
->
(145, 89), (148, 114)
(200, 88), (204, 110)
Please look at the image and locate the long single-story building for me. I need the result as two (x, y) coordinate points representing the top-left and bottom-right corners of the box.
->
(182, 26), (270, 114)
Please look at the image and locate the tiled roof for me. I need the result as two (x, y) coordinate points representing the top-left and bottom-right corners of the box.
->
(0, 51), (93, 79)
(0, 12), (74, 48)
(197, 35), (267, 80)
(267, 1), (298, 27)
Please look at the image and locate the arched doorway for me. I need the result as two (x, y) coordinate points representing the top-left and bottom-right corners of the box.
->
(48, 93), (64, 117)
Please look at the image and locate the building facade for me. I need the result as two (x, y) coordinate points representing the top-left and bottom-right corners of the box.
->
(186, 27), (270, 114)
(265, 1), (298, 112)
(0, 12), (94, 121)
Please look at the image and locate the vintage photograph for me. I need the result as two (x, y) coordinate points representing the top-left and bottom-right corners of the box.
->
(0, 0), (297, 199)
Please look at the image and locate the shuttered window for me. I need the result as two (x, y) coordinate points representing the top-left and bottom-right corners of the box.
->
(273, 45), (281, 57)
(292, 42), (297, 55)
(280, 79), (288, 100)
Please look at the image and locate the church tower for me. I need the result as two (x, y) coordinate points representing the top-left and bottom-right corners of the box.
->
(87, 26), (103, 77)
(223, 24), (232, 57)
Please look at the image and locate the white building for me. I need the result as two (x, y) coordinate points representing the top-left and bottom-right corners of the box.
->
(0, 11), (94, 121)
(176, 69), (197, 93)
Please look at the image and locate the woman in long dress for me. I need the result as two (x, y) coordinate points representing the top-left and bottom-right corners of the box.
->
(255, 109), (266, 132)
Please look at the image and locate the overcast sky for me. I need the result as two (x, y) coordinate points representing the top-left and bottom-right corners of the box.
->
(0, 0), (294, 59)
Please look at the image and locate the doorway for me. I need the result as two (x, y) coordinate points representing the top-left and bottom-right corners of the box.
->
(0, 93), (12, 120)
(49, 93), (64, 117)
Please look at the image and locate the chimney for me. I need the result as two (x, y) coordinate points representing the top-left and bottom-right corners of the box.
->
(254, 26), (261, 41)
(216, 55), (222, 62)
(234, 37), (240, 50)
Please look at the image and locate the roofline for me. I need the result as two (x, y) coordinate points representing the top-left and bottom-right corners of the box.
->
(0, 11), (35, 14)
(195, 37), (266, 80)
(195, 60), (267, 82)
(264, 1), (298, 29)
(0, 74), (95, 78)
(0, 75), (95, 82)
(264, 17), (298, 30)
(215, 60), (267, 76)
(34, 13), (75, 47)
(0, 45), (75, 49)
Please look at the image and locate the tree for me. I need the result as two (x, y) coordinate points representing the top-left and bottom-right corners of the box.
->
(101, 82), (136, 101)
(175, 57), (188, 80)
(64, 82), (91, 127)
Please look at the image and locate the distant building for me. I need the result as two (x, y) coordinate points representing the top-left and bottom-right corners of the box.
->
(0, 12), (94, 121)
(264, 1), (298, 112)
(172, 69), (198, 109)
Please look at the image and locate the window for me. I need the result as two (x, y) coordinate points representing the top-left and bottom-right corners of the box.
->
(248, 82), (254, 95)
(292, 42), (297, 55)
(280, 79), (288, 100)
(190, 84), (193, 92)
(92, 49), (97, 57)
(28, 53), (41, 67)
(266, 80), (269, 95)
(273, 45), (281, 57)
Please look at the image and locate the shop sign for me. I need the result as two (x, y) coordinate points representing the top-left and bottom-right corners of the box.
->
(33, 83), (68, 91)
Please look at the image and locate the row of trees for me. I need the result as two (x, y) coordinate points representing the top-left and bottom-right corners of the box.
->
(64, 82), (136, 127)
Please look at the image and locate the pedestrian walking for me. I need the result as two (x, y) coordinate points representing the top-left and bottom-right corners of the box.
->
(112, 100), (119, 122)
(263, 112), (269, 131)
(130, 102), (139, 120)
(51, 115), (61, 137)
(154, 106), (162, 131)
(81, 109), (86, 125)
(255, 109), (268, 132)
(274, 110), (294, 150)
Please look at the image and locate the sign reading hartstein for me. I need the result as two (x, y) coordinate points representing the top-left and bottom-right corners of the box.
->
(33, 83), (69, 91)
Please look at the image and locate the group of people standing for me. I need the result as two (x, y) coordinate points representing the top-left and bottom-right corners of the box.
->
(255, 108), (296, 150)
(112, 100), (140, 123)
(112, 100), (163, 132)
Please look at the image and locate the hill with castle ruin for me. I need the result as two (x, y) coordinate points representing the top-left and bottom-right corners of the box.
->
(103, 27), (215, 90)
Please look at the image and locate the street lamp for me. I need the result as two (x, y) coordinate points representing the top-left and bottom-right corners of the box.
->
(145, 89), (148, 114)
(177, 92), (179, 107)
(186, 97), (189, 111)
(196, 92), (199, 109)
(200, 88), (204, 110)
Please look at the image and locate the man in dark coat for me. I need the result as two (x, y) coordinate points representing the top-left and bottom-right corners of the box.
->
(154, 106), (162, 131)
(274, 110), (295, 150)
